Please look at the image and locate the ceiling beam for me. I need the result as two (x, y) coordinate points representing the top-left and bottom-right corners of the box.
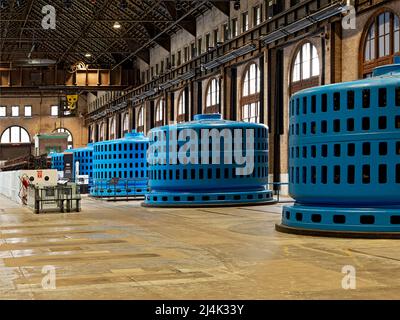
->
(113, 0), (208, 70)
(143, 22), (171, 52)
(0, 0), (18, 59)
(163, 1), (196, 36)
(211, 1), (230, 16)
(125, 40), (151, 64)
(56, 0), (114, 64)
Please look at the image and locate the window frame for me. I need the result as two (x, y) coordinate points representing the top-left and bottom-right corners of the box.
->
(361, 10), (400, 77)
(241, 63), (261, 123)
(51, 105), (59, 117)
(24, 105), (32, 117)
(155, 98), (165, 127)
(109, 117), (116, 140)
(290, 42), (321, 94)
(137, 106), (145, 133)
(54, 127), (73, 149)
(242, 11), (249, 33)
(177, 91), (186, 123)
(253, 6), (261, 27)
(1, 126), (30, 144)
(0, 106), (6, 117)
(205, 78), (220, 114)
(11, 105), (19, 117)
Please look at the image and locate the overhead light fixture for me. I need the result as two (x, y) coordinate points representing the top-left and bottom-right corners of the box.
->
(113, 21), (121, 29)
(85, 53), (92, 58)
(0, 0), (8, 9)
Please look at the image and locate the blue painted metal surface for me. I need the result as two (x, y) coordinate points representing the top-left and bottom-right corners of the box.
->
(50, 152), (64, 172)
(280, 62), (400, 235)
(144, 113), (274, 206)
(69, 144), (94, 185)
(90, 130), (149, 197)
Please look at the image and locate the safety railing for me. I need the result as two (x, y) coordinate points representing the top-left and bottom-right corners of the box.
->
(27, 184), (81, 214)
(91, 178), (148, 200)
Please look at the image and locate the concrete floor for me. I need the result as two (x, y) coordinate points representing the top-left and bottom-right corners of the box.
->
(0, 194), (399, 300)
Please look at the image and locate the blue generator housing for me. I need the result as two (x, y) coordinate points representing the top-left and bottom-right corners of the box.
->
(277, 62), (400, 237)
(69, 144), (94, 185)
(144, 113), (274, 207)
(50, 152), (65, 172)
(90, 130), (149, 197)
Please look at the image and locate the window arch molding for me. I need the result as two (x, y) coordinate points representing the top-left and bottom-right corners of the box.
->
(137, 106), (145, 133)
(98, 122), (106, 142)
(289, 40), (321, 94)
(0, 126), (31, 144)
(177, 89), (186, 123)
(240, 62), (261, 123)
(53, 127), (73, 149)
(122, 112), (130, 135)
(109, 116), (116, 140)
(360, 8), (400, 77)
(155, 98), (165, 127)
(205, 77), (220, 114)
(89, 124), (96, 143)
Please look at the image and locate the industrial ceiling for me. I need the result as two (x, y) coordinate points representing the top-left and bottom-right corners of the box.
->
(0, 0), (229, 69)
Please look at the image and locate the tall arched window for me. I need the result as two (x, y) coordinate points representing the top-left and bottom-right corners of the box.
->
(54, 127), (73, 149)
(177, 91), (186, 123)
(122, 113), (130, 135)
(1, 126), (30, 144)
(99, 123), (106, 141)
(109, 117), (116, 140)
(89, 125), (96, 143)
(137, 106), (145, 133)
(155, 99), (165, 127)
(291, 42), (320, 94)
(362, 11), (400, 77)
(205, 78), (220, 114)
(241, 63), (261, 123)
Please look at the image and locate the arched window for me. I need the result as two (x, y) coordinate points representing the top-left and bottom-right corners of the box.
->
(89, 125), (96, 143)
(137, 106), (145, 133)
(155, 99), (165, 127)
(177, 91), (186, 123)
(99, 123), (106, 141)
(54, 127), (73, 149)
(241, 63), (261, 123)
(122, 113), (130, 135)
(290, 42), (320, 93)
(205, 78), (220, 114)
(362, 11), (400, 77)
(1, 126), (30, 144)
(109, 117), (116, 140)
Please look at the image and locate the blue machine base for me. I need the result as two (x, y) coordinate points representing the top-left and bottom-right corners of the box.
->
(277, 203), (400, 238)
(143, 189), (275, 207)
(90, 186), (148, 198)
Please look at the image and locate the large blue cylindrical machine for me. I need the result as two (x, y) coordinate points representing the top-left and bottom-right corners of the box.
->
(144, 113), (274, 206)
(277, 62), (400, 237)
(91, 130), (149, 197)
(69, 144), (94, 186)
(50, 152), (64, 172)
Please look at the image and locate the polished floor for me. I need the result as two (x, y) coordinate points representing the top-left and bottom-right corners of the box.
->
(0, 194), (399, 299)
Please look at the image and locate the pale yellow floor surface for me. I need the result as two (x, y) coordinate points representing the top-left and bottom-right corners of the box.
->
(0, 194), (399, 299)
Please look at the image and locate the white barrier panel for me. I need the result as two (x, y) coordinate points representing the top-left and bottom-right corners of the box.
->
(0, 169), (58, 204)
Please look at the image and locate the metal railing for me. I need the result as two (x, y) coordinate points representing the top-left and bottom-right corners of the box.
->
(91, 178), (148, 200)
(27, 184), (81, 214)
